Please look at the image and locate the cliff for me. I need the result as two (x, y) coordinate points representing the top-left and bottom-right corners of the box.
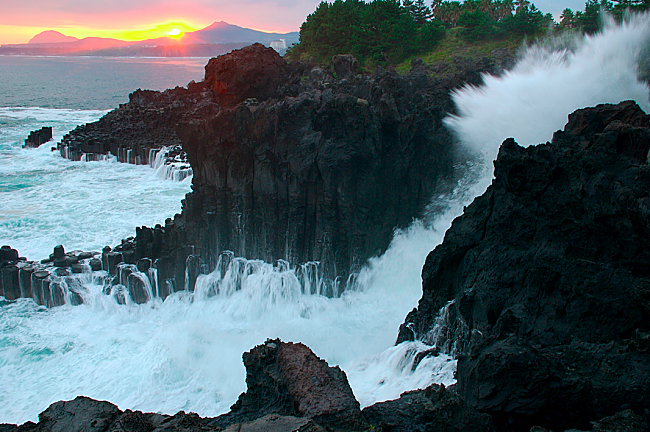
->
(58, 43), (510, 296)
(397, 100), (650, 431)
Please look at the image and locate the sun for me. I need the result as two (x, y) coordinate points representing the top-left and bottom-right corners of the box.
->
(168, 28), (183, 39)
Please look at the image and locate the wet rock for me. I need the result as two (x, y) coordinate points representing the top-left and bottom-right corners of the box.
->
(107, 252), (123, 275)
(24, 126), (53, 148)
(223, 414), (324, 432)
(362, 384), (494, 432)
(89, 258), (102, 272)
(53, 245), (65, 260)
(0, 245), (19, 262)
(77, 251), (93, 260)
(0, 264), (20, 300)
(398, 101), (650, 432)
(221, 339), (367, 431)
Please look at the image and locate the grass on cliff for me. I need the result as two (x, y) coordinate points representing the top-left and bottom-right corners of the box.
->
(393, 27), (524, 74)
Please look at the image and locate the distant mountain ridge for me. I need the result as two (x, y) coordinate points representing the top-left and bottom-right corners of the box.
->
(28, 30), (79, 44)
(1, 22), (299, 57)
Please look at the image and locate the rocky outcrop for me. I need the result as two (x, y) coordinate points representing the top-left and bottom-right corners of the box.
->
(397, 100), (650, 431)
(58, 86), (216, 172)
(204, 43), (290, 107)
(218, 339), (367, 431)
(133, 43), (510, 294)
(2, 340), (492, 432)
(362, 384), (494, 432)
(23, 127), (53, 148)
(31, 43), (512, 300)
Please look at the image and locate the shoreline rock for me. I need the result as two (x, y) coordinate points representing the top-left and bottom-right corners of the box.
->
(0, 340), (489, 432)
(23, 126), (53, 148)
(397, 100), (650, 431)
(48, 43), (513, 298)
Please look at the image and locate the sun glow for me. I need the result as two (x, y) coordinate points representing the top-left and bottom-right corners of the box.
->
(168, 28), (183, 38)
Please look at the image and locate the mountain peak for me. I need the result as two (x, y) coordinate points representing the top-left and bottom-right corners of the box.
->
(29, 30), (79, 44)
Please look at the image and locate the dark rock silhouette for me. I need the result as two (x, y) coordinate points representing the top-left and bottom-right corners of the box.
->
(49, 43), (513, 298)
(398, 100), (650, 431)
(23, 127), (52, 148)
(362, 383), (494, 432)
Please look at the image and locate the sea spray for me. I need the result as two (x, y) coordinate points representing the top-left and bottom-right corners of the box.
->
(446, 12), (650, 167)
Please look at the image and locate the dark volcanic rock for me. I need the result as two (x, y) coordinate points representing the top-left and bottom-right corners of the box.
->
(332, 54), (358, 79)
(47, 43), (513, 300)
(58, 85), (218, 165)
(397, 101), (650, 431)
(140, 46), (499, 291)
(24, 127), (52, 148)
(362, 384), (494, 432)
(204, 43), (289, 107)
(220, 339), (367, 431)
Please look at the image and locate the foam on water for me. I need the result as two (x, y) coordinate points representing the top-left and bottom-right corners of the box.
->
(2, 17), (650, 424)
(0, 107), (192, 261)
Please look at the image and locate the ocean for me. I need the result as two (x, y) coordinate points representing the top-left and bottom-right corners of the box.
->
(1, 16), (650, 425)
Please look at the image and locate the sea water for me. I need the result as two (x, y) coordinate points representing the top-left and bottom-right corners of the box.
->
(1, 16), (649, 424)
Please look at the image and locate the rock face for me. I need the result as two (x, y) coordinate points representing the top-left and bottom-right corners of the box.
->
(204, 43), (289, 107)
(39, 44), (511, 299)
(134, 44), (509, 294)
(23, 127), (52, 148)
(220, 339), (367, 431)
(397, 101), (650, 431)
(362, 384), (494, 432)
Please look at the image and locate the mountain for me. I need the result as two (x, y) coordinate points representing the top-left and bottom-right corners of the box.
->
(0, 22), (299, 56)
(28, 30), (78, 44)
(187, 21), (299, 45)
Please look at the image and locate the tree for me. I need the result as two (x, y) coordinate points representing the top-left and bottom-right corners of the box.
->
(403, 0), (433, 25)
(559, 8), (576, 28)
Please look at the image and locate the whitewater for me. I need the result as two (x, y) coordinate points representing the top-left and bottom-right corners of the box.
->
(1, 16), (649, 424)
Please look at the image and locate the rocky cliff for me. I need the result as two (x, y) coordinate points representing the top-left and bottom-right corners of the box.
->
(397, 100), (650, 431)
(120, 44), (507, 295)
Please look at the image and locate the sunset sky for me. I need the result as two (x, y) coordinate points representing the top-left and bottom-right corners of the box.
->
(0, 0), (587, 45)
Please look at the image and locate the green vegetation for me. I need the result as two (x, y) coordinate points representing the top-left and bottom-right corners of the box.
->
(558, 0), (649, 34)
(289, 0), (445, 65)
(287, 0), (650, 69)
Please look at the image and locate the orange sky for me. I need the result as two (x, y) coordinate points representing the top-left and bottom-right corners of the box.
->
(0, 0), (320, 45)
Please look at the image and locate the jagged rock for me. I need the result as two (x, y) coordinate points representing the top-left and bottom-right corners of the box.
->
(220, 339), (367, 431)
(362, 384), (494, 432)
(397, 101), (650, 431)
(332, 54), (358, 79)
(40, 43), (511, 297)
(24, 127), (52, 148)
(204, 43), (289, 107)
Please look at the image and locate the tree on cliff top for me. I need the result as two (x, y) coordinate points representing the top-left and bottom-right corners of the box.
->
(290, 0), (445, 65)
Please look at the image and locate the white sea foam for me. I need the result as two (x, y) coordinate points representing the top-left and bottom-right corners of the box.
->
(447, 13), (650, 166)
(0, 108), (191, 262)
(2, 17), (650, 425)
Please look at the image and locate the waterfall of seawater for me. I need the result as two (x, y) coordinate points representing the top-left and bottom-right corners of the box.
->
(2, 15), (650, 425)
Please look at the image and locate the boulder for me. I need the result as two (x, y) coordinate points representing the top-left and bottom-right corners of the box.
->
(204, 43), (289, 107)
(24, 126), (53, 148)
(222, 339), (367, 431)
(397, 101), (650, 431)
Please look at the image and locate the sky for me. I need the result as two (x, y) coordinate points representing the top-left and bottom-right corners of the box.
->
(0, 0), (589, 45)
